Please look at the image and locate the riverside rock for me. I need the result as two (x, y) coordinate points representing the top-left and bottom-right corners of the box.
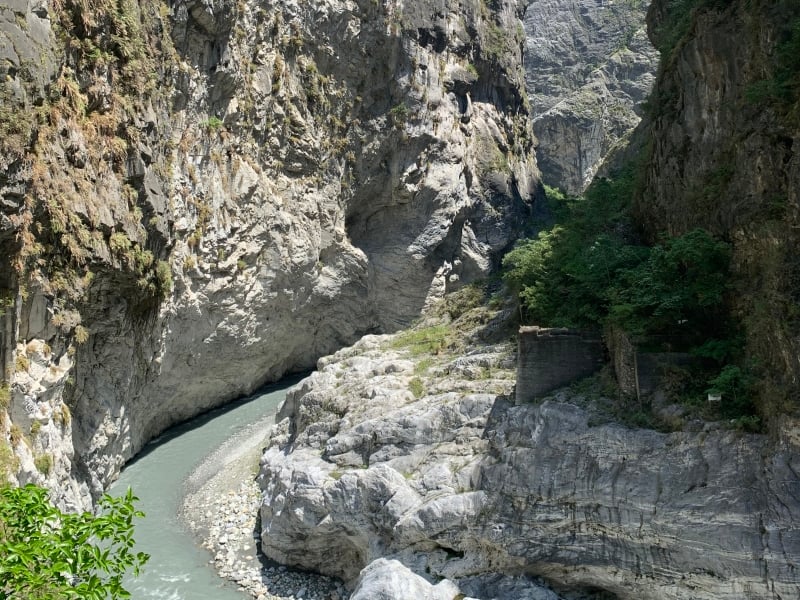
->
(257, 319), (800, 600)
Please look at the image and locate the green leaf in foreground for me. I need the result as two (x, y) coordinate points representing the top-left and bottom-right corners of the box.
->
(0, 484), (149, 599)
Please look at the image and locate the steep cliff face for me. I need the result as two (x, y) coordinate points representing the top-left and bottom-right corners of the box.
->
(639, 0), (800, 416)
(252, 3), (800, 598)
(0, 0), (537, 503)
(523, 0), (658, 193)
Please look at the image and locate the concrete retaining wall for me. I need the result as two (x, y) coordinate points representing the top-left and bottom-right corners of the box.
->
(516, 326), (604, 404)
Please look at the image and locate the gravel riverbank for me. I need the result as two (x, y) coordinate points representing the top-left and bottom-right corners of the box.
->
(180, 412), (348, 600)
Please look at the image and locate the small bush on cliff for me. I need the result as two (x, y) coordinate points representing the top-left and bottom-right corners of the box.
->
(0, 385), (9, 410)
(389, 103), (409, 126)
(706, 364), (758, 420)
(607, 228), (731, 338)
(0, 484), (149, 599)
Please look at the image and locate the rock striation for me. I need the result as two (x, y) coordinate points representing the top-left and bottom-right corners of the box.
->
(0, 0), (536, 503)
(257, 316), (800, 600)
(523, 0), (658, 193)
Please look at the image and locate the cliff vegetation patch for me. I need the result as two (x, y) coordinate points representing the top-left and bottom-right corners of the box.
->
(503, 166), (758, 428)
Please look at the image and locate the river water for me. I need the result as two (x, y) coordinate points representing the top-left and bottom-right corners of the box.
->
(109, 381), (292, 600)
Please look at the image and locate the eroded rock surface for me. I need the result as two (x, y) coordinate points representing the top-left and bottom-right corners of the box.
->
(524, 0), (658, 192)
(0, 0), (536, 503)
(258, 322), (800, 599)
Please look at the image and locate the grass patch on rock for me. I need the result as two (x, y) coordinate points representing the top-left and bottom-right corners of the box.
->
(391, 324), (451, 356)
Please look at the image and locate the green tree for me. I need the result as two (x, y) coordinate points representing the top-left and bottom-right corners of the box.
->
(0, 484), (149, 599)
(608, 228), (731, 337)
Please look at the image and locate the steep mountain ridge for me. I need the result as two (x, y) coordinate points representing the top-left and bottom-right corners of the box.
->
(524, 0), (658, 193)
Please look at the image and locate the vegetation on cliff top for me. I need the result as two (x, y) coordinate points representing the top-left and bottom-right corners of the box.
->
(0, 0), (176, 355)
(504, 168), (731, 340)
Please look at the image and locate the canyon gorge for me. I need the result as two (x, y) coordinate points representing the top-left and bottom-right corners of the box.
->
(1, 1), (799, 599)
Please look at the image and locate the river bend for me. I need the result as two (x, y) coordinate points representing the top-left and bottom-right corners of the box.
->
(109, 382), (291, 599)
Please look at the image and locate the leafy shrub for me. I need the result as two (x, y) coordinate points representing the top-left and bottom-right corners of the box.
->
(108, 232), (131, 255)
(706, 364), (757, 419)
(155, 261), (172, 298)
(503, 165), (648, 329)
(504, 163), (732, 342)
(0, 484), (149, 598)
(389, 103), (408, 125)
(33, 453), (52, 475)
(607, 228), (731, 338)
(203, 116), (224, 131)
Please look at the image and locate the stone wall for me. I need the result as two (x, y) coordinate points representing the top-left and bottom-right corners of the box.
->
(609, 328), (699, 399)
(636, 352), (696, 396)
(515, 326), (603, 403)
(606, 326), (637, 397)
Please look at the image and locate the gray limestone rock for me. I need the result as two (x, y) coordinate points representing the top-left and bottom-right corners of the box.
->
(257, 327), (800, 600)
(523, 0), (658, 193)
(350, 559), (461, 600)
(0, 0), (537, 502)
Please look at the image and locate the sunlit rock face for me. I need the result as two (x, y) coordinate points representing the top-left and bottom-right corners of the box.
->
(523, 0), (658, 193)
(258, 330), (800, 600)
(0, 0), (536, 504)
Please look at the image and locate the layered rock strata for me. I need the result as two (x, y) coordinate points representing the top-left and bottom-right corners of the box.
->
(258, 317), (800, 600)
(524, 0), (658, 193)
(0, 0), (536, 503)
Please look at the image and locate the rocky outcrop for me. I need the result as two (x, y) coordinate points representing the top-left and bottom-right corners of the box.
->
(639, 0), (800, 417)
(257, 317), (800, 599)
(523, 0), (658, 193)
(350, 558), (560, 600)
(0, 0), (536, 503)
